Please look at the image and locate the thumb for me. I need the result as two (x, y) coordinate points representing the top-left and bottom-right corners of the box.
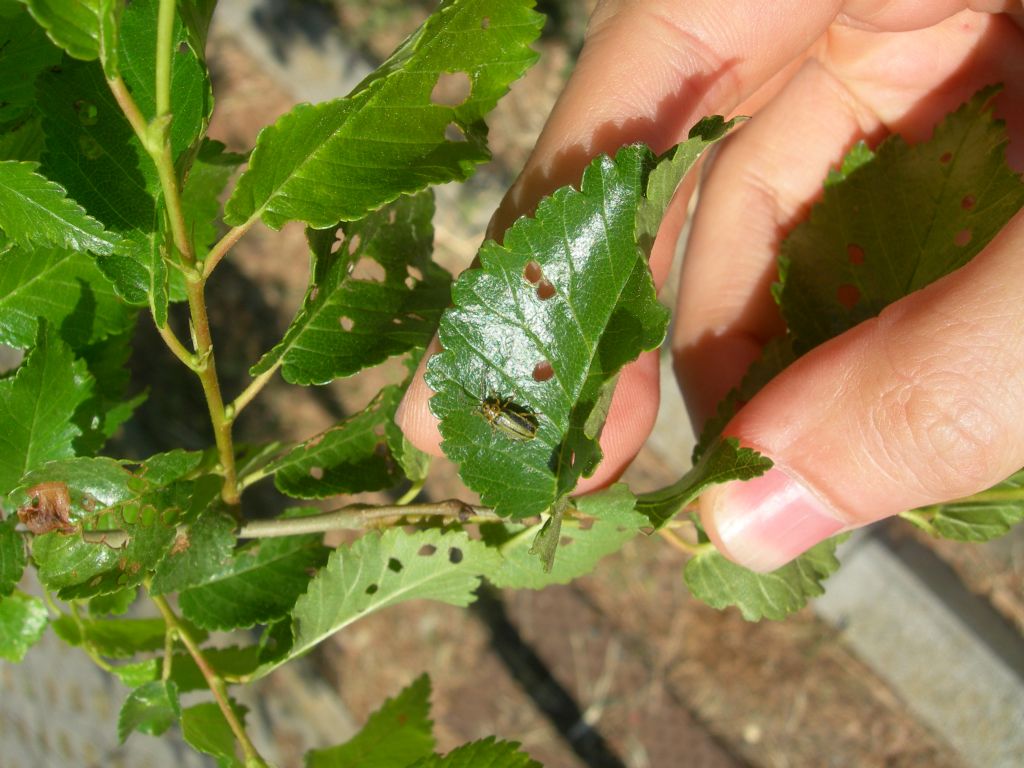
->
(700, 209), (1024, 572)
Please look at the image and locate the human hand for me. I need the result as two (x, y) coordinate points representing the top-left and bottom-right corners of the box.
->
(398, 0), (1024, 571)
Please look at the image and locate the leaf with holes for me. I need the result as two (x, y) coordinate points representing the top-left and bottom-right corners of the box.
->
(306, 674), (436, 768)
(148, 505), (237, 595)
(263, 386), (405, 499)
(0, 590), (48, 662)
(255, 528), (499, 677)
(428, 137), (742, 518)
(903, 468), (1024, 542)
(636, 438), (773, 530)
(480, 484), (647, 589)
(0, 322), (94, 496)
(409, 738), (541, 768)
(0, 246), (134, 349)
(251, 192), (450, 385)
(684, 537), (842, 621)
(178, 533), (329, 631)
(17, 455), (222, 599)
(223, 0), (543, 230)
(776, 85), (1024, 352)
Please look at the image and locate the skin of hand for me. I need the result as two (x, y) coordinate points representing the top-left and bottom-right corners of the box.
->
(397, 0), (1024, 572)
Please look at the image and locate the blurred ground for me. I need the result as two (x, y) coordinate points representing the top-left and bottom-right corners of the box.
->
(4, 2), (1021, 767)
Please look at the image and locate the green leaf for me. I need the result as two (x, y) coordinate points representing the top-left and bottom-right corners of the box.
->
(149, 505), (237, 595)
(72, 323), (146, 455)
(0, 515), (27, 596)
(0, 246), (134, 349)
(88, 586), (136, 615)
(636, 438), (773, 529)
(0, 116), (46, 162)
(20, 456), (221, 598)
(224, 0), (543, 230)
(181, 700), (246, 768)
(257, 528), (499, 677)
(427, 146), (670, 518)
(21, 0), (112, 62)
(51, 615), (174, 658)
(408, 738), (541, 768)
(117, 0), (212, 161)
(683, 537), (842, 621)
(118, 680), (181, 742)
(305, 674), (435, 768)
(266, 387), (404, 499)
(182, 139), (245, 261)
(0, 322), (94, 495)
(904, 469), (1024, 541)
(0, 6), (62, 124)
(178, 533), (330, 631)
(0, 161), (119, 253)
(481, 484), (647, 589)
(178, 0), (216, 61)
(776, 86), (1024, 352)
(0, 590), (47, 661)
(252, 191), (450, 385)
(36, 0), (210, 303)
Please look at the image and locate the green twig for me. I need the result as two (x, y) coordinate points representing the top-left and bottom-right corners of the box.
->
(239, 500), (503, 538)
(151, 594), (267, 767)
(229, 360), (282, 420)
(203, 221), (255, 279)
(154, 320), (198, 370)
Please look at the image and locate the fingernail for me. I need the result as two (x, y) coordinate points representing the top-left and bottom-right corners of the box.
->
(705, 467), (846, 573)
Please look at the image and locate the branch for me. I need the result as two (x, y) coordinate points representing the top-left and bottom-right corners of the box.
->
(203, 221), (255, 279)
(239, 500), (504, 538)
(150, 594), (268, 767)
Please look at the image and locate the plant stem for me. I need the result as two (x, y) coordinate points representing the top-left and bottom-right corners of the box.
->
(151, 594), (267, 767)
(155, 0), (175, 118)
(240, 500), (503, 538)
(155, 320), (198, 369)
(203, 221), (255, 279)
(657, 527), (702, 556)
(395, 479), (425, 506)
(230, 360), (282, 419)
(187, 278), (240, 505)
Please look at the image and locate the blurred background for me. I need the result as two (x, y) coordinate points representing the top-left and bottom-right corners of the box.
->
(2, 1), (1022, 766)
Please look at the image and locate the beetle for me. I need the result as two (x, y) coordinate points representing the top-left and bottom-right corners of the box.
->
(477, 395), (539, 441)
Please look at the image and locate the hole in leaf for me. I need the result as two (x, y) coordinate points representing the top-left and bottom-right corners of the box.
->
(578, 518), (595, 531)
(559, 536), (574, 547)
(837, 284), (860, 310)
(331, 234), (345, 254)
(350, 257), (385, 282)
(481, 16), (490, 29)
(388, 209), (397, 224)
(340, 316), (354, 331)
(418, 544), (437, 557)
(178, 41), (189, 54)
(407, 265), (423, 282)
(532, 361), (554, 382)
(365, 583), (379, 595)
(961, 195), (976, 210)
(846, 243), (865, 265)
(523, 261), (542, 284)
(405, 276), (416, 290)
(536, 279), (556, 300)
(954, 229), (972, 246)
(347, 233), (362, 255)
(444, 122), (467, 143)
(448, 547), (463, 564)
(309, 286), (320, 302)
(387, 557), (403, 573)
(939, 151), (953, 164)
(430, 71), (472, 107)
(309, 466), (324, 480)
